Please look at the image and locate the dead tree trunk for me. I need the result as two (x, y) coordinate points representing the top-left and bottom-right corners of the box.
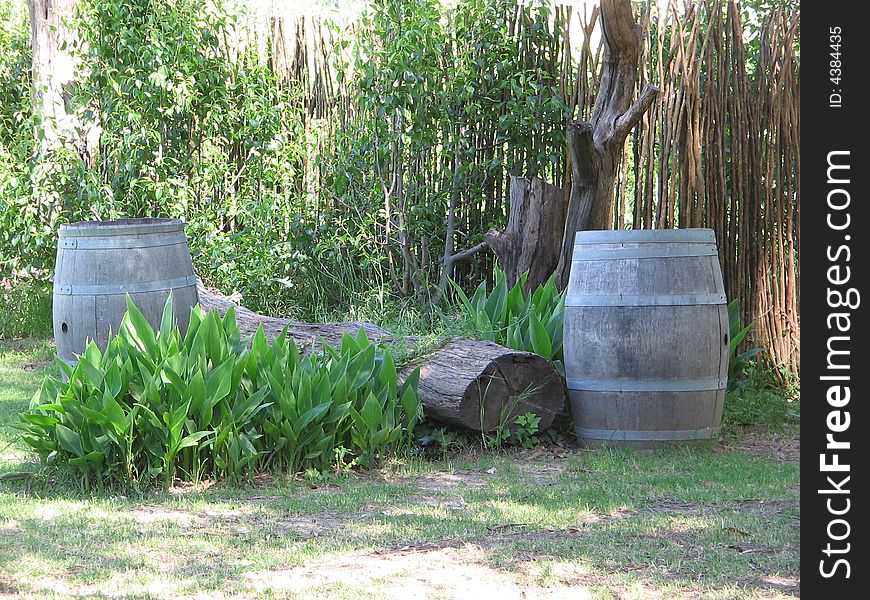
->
(196, 280), (565, 432)
(28, 0), (99, 163)
(29, 0), (76, 148)
(554, 0), (659, 288)
(485, 176), (566, 291)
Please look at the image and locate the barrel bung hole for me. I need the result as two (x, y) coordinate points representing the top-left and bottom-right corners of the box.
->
(61, 322), (68, 334)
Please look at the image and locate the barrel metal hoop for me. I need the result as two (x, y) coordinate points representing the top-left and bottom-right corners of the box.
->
(566, 293), (727, 307)
(575, 426), (720, 442)
(57, 232), (188, 250)
(571, 246), (718, 261)
(574, 229), (715, 244)
(54, 275), (197, 296)
(59, 219), (184, 238)
(567, 377), (726, 392)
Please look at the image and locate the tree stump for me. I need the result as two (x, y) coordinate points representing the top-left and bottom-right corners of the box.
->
(485, 176), (566, 291)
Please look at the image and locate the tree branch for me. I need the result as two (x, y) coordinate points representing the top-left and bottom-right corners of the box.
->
(613, 83), (659, 142)
(447, 241), (490, 264)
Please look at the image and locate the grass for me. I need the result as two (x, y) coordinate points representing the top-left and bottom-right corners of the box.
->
(0, 338), (800, 599)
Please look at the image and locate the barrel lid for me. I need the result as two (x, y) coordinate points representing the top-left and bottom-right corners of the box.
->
(574, 228), (716, 244)
(59, 218), (185, 238)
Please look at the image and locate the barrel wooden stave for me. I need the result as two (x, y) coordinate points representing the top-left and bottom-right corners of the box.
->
(53, 219), (198, 365)
(564, 228), (728, 448)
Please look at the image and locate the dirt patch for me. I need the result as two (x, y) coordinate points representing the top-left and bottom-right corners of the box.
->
(724, 427), (799, 463)
(415, 470), (490, 493)
(511, 447), (571, 483)
(755, 575), (800, 595)
(132, 506), (207, 527)
(242, 544), (594, 599)
(19, 359), (53, 372)
(645, 501), (703, 514)
(128, 503), (350, 541)
(0, 574), (22, 599)
(0, 338), (42, 353)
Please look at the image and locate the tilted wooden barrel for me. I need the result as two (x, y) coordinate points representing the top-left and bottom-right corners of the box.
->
(53, 218), (199, 365)
(564, 229), (728, 448)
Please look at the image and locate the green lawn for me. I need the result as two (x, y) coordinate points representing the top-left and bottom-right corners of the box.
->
(1, 338), (799, 599)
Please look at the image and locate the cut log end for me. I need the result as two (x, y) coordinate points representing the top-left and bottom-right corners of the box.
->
(412, 339), (564, 433)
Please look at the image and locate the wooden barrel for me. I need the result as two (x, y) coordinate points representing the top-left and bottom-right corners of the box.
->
(53, 218), (199, 365)
(564, 228), (728, 449)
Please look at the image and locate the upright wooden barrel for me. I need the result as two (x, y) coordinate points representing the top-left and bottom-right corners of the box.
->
(53, 218), (199, 365)
(564, 229), (728, 449)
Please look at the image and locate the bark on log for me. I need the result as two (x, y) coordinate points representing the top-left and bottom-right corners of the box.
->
(406, 338), (564, 433)
(485, 176), (566, 291)
(196, 279), (565, 432)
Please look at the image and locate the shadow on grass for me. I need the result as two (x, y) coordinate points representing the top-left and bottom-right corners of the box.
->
(0, 434), (799, 598)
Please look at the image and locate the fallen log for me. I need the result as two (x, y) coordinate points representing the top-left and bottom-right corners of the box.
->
(195, 280), (565, 432)
(408, 339), (564, 432)
(196, 279), (393, 352)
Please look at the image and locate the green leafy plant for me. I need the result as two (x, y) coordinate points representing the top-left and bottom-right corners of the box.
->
(447, 268), (566, 376)
(479, 382), (543, 450)
(727, 299), (765, 391)
(513, 412), (541, 449)
(16, 295), (422, 490)
(416, 424), (471, 455)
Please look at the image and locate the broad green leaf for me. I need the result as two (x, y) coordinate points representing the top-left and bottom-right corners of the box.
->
(529, 311), (552, 359)
(470, 280), (487, 312)
(221, 305), (241, 346)
(506, 279), (525, 319)
(360, 392), (383, 433)
(82, 341), (102, 368)
(400, 386), (421, 425)
(340, 332), (360, 355)
(348, 344), (376, 391)
(80, 359), (104, 391)
(484, 275), (508, 328)
(296, 402), (331, 431)
(188, 369), (206, 416)
(252, 325), (269, 360)
(101, 389), (127, 434)
(448, 278), (475, 319)
(159, 292), (175, 336)
(53, 356), (75, 381)
(123, 295), (158, 355)
(399, 366), (420, 396)
(354, 327), (370, 348)
(177, 431), (212, 451)
(205, 358), (234, 406)
(475, 309), (495, 341)
(56, 424), (85, 457)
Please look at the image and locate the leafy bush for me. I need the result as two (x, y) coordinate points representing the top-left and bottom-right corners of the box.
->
(17, 296), (421, 490)
(446, 268), (566, 376)
(723, 386), (799, 432)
